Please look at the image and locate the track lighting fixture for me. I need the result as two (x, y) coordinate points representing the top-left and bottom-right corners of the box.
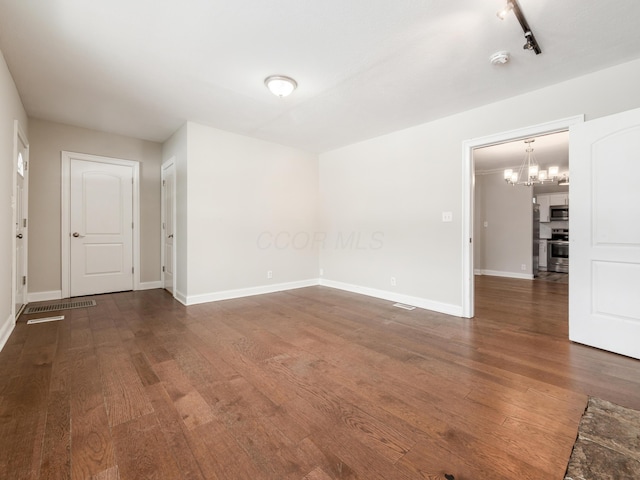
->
(496, 0), (542, 55)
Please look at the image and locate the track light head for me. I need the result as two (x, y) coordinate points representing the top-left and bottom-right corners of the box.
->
(522, 31), (541, 54)
(497, 1), (514, 20)
(497, 1), (542, 55)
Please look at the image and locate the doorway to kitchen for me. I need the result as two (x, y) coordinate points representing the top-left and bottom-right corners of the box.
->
(461, 115), (583, 318)
(474, 131), (570, 285)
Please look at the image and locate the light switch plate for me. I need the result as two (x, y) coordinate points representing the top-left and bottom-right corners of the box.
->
(442, 211), (453, 222)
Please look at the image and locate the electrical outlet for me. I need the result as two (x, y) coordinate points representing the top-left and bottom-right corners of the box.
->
(521, 264), (526, 271)
(319, 268), (324, 276)
(267, 270), (273, 279)
(442, 211), (453, 222)
(483, 221), (488, 227)
(390, 277), (396, 286)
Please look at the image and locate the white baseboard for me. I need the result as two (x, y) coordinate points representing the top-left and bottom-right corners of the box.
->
(174, 289), (188, 306)
(479, 269), (534, 280)
(138, 281), (162, 290)
(27, 290), (63, 302)
(474, 269), (483, 275)
(0, 313), (15, 352)
(319, 279), (463, 317)
(184, 279), (320, 306)
(29, 283), (163, 302)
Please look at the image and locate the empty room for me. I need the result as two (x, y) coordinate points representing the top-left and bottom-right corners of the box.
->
(1, 1), (640, 479)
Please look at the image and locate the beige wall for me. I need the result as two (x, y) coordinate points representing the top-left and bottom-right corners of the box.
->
(171, 122), (319, 304)
(162, 123), (188, 296)
(28, 119), (163, 294)
(319, 58), (640, 313)
(475, 171), (533, 276)
(0, 49), (28, 347)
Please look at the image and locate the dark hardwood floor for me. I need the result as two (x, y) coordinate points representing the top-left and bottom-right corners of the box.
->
(1, 276), (639, 479)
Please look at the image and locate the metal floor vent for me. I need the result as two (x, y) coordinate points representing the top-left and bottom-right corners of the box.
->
(393, 302), (416, 310)
(24, 299), (96, 314)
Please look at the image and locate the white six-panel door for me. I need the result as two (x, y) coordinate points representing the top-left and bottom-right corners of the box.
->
(569, 107), (640, 359)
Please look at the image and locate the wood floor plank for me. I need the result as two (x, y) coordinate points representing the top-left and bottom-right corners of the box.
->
(145, 383), (207, 480)
(3, 277), (640, 479)
(130, 352), (160, 386)
(40, 389), (71, 480)
(96, 344), (155, 427)
(69, 348), (117, 480)
(153, 360), (216, 431)
(0, 369), (51, 480)
(111, 413), (183, 480)
(303, 466), (334, 480)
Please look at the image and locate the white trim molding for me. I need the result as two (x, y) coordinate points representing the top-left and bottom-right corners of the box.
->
(183, 279), (319, 306)
(0, 314), (15, 352)
(138, 281), (163, 291)
(461, 115), (584, 318)
(28, 290), (63, 303)
(476, 270), (534, 280)
(174, 289), (188, 306)
(320, 279), (463, 317)
(61, 151), (141, 298)
(160, 158), (177, 298)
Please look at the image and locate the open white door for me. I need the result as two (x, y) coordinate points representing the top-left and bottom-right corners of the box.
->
(569, 107), (640, 359)
(161, 159), (176, 295)
(14, 122), (29, 317)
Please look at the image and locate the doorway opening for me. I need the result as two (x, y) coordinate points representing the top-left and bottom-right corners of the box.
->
(461, 115), (584, 318)
(474, 131), (569, 283)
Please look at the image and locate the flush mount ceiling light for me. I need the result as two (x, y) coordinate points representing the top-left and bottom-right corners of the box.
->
(504, 139), (564, 187)
(264, 75), (297, 97)
(496, 0), (542, 55)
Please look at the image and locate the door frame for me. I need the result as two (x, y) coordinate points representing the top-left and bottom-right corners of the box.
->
(61, 151), (141, 298)
(161, 158), (176, 297)
(461, 115), (584, 318)
(12, 120), (29, 320)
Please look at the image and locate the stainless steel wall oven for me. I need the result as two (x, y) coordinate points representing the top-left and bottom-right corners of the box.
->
(548, 228), (569, 273)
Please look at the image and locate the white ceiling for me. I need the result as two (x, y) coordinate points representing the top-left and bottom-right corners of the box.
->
(1, 1), (640, 153)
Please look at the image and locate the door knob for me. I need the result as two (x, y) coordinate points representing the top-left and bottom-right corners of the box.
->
(168, 234), (174, 238)
(72, 232), (85, 238)
(16, 233), (23, 239)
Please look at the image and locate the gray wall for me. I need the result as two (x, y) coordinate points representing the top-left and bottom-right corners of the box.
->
(476, 171), (533, 276)
(28, 119), (163, 294)
(164, 122), (319, 304)
(319, 58), (640, 313)
(0, 49), (28, 346)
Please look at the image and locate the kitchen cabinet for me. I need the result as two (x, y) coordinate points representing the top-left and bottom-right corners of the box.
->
(538, 195), (550, 222)
(536, 193), (569, 222)
(539, 240), (547, 269)
(549, 193), (569, 206)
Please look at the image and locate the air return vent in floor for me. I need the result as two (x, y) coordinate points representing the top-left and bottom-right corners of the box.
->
(23, 299), (96, 314)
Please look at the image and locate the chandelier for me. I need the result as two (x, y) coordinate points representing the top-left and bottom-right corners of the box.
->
(504, 139), (560, 186)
